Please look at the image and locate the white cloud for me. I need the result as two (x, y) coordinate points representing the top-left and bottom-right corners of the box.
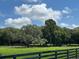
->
(60, 23), (79, 29)
(62, 7), (72, 14)
(60, 23), (69, 27)
(5, 17), (32, 28)
(21, 0), (42, 3)
(15, 3), (64, 22)
(26, 0), (38, 3)
(3, 3), (71, 28)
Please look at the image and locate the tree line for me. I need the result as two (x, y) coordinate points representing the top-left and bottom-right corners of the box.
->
(0, 19), (79, 47)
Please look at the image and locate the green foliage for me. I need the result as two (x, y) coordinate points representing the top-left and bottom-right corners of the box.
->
(42, 19), (57, 44)
(0, 19), (79, 46)
(22, 25), (47, 46)
(71, 27), (79, 44)
(42, 19), (71, 46)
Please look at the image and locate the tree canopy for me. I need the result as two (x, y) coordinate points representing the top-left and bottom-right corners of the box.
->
(0, 19), (79, 46)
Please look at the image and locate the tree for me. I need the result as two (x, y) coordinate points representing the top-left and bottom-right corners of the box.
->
(0, 19), (79, 46)
(21, 25), (46, 45)
(0, 27), (23, 45)
(42, 19), (71, 46)
(62, 27), (71, 44)
(42, 19), (57, 45)
(71, 27), (79, 44)
(54, 27), (71, 45)
(22, 25), (42, 37)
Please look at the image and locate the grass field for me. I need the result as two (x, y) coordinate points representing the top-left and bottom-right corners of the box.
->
(0, 46), (79, 55)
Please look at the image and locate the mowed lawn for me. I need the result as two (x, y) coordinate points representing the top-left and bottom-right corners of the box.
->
(0, 46), (79, 55)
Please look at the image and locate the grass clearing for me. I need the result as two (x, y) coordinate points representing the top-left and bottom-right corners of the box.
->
(0, 46), (79, 55)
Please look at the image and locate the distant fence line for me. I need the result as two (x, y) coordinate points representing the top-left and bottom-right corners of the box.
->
(0, 48), (79, 59)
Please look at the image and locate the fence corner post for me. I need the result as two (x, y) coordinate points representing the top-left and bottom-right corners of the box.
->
(55, 51), (57, 59)
(13, 56), (16, 59)
(76, 48), (78, 59)
(39, 53), (41, 59)
(67, 50), (69, 59)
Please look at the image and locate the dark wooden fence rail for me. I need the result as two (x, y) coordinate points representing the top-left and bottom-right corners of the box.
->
(0, 48), (79, 59)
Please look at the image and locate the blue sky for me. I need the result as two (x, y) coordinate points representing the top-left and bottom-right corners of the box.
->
(0, 0), (79, 29)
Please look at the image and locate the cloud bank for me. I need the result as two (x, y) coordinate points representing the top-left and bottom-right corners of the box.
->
(5, 17), (32, 28)
(60, 23), (79, 29)
(4, 3), (71, 28)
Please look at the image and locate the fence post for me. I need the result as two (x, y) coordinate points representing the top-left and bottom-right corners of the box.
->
(76, 48), (78, 59)
(67, 50), (69, 59)
(39, 53), (41, 59)
(13, 56), (16, 59)
(55, 51), (57, 59)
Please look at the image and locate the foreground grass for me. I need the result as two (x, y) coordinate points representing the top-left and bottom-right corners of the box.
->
(0, 46), (79, 55)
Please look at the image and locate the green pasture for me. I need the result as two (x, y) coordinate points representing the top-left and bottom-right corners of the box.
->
(0, 46), (78, 55)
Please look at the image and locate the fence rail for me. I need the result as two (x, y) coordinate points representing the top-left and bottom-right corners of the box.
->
(0, 48), (79, 59)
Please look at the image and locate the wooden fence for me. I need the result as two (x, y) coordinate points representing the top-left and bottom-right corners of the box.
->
(0, 48), (79, 59)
